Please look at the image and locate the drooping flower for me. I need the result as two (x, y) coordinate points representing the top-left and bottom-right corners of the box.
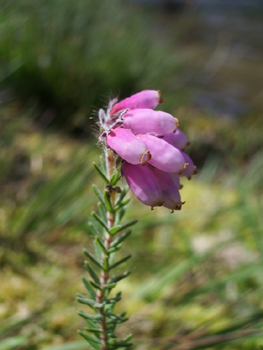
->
(122, 109), (178, 136)
(110, 90), (162, 116)
(162, 129), (190, 151)
(179, 152), (197, 180)
(106, 127), (151, 165)
(137, 134), (187, 174)
(122, 163), (163, 208)
(170, 173), (182, 190)
(100, 90), (197, 211)
(150, 167), (183, 211)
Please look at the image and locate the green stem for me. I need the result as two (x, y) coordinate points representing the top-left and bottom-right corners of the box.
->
(96, 149), (116, 350)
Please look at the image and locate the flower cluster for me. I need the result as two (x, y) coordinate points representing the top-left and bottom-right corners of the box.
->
(99, 90), (197, 211)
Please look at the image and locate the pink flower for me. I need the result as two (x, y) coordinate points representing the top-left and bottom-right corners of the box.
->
(100, 90), (197, 211)
(137, 134), (187, 173)
(122, 163), (163, 209)
(179, 152), (197, 180)
(122, 109), (178, 136)
(162, 129), (190, 151)
(169, 173), (182, 189)
(151, 167), (183, 211)
(110, 90), (162, 116)
(106, 128), (151, 165)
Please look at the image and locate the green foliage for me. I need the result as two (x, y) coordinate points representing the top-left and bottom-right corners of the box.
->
(78, 331), (101, 350)
(82, 277), (97, 300)
(109, 220), (138, 236)
(111, 231), (132, 247)
(84, 249), (103, 269)
(109, 255), (132, 271)
(93, 163), (109, 184)
(84, 261), (100, 285)
(104, 190), (114, 214)
(110, 170), (121, 186)
(78, 155), (134, 349)
(92, 185), (105, 208)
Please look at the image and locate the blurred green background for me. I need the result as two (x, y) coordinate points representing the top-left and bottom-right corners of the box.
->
(1, 0), (263, 349)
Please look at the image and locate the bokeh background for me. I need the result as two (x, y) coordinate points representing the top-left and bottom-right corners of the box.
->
(1, 0), (263, 349)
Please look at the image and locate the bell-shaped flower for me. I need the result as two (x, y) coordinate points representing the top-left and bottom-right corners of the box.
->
(179, 152), (197, 180)
(137, 134), (187, 173)
(122, 162), (163, 209)
(106, 128), (151, 165)
(162, 129), (190, 151)
(110, 90), (162, 116)
(169, 173), (182, 189)
(151, 167), (183, 211)
(122, 109), (178, 136)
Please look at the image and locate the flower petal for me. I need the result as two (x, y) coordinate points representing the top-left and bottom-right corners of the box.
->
(110, 90), (162, 116)
(179, 152), (197, 180)
(151, 167), (183, 211)
(122, 109), (178, 136)
(137, 134), (187, 173)
(162, 129), (190, 151)
(169, 173), (183, 189)
(106, 128), (151, 165)
(122, 163), (163, 208)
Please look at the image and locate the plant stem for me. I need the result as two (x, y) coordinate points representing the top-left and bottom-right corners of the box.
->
(96, 149), (116, 350)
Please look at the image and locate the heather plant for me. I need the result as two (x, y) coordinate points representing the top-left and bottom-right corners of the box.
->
(77, 90), (196, 349)
(1, 100), (263, 350)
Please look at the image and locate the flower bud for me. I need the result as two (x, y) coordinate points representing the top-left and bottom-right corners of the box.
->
(122, 163), (163, 209)
(137, 134), (187, 173)
(110, 90), (162, 116)
(179, 152), (197, 180)
(106, 128), (151, 165)
(162, 129), (190, 151)
(151, 167), (183, 211)
(122, 109), (178, 136)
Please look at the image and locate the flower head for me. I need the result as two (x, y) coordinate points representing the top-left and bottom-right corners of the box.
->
(99, 90), (197, 211)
